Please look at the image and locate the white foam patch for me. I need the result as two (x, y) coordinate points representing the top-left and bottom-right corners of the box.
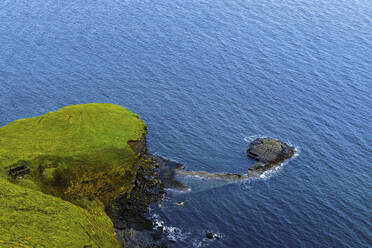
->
(150, 209), (222, 246)
(244, 134), (268, 143)
(192, 233), (224, 248)
(150, 212), (190, 242)
(193, 240), (203, 248)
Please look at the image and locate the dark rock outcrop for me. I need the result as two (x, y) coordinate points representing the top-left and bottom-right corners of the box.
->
(152, 156), (190, 191)
(206, 232), (214, 239)
(107, 156), (169, 248)
(107, 151), (189, 247)
(247, 138), (295, 176)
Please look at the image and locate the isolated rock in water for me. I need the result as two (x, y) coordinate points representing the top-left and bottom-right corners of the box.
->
(206, 232), (214, 239)
(247, 138), (295, 163)
(173, 138), (295, 181)
(247, 138), (295, 176)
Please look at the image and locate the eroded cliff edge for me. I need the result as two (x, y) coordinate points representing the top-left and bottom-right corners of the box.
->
(0, 103), (158, 247)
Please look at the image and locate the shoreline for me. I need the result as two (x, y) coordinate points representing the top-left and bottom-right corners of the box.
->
(0, 104), (297, 248)
(108, 152), (191, 248)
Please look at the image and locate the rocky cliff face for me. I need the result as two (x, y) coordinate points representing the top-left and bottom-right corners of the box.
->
(108, 156), (166, 248)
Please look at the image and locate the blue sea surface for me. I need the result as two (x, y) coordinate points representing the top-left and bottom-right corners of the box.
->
(0, 0), (371, 247)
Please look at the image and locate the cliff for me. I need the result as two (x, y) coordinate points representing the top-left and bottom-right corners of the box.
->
(0, 103), (149, 247)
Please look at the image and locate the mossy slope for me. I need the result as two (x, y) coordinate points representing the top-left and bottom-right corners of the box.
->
(0, 178), (121, 248)
(0, 103), (147, 247)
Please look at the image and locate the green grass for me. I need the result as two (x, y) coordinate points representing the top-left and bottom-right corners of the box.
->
(0, 103), (145, 177)
(0, 177), (122, 248)
(0, 103), (147, 247)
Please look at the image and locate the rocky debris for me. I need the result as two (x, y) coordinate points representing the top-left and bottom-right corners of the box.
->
(107, 155), (189, 248)
(115, 227), (168, 248)
(107, 157), (164, 230)
(247, 138), (295, 176)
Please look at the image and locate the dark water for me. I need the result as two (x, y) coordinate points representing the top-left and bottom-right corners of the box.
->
(1, 0), (371, 247)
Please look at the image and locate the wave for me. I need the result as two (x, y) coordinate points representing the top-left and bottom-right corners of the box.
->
(192, 233), (223, 248)
(150, 211), (190, 243)
(150, 209), (223, 248)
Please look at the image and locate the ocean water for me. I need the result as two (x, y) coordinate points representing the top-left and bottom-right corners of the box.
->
(0, 0), (371, 247)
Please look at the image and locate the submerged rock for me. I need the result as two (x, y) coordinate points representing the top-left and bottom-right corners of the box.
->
(247, 138), (295, 176)
(176, 170), (247, 181)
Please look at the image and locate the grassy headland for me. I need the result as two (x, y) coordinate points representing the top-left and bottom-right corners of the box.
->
(0, 103), (148, 247)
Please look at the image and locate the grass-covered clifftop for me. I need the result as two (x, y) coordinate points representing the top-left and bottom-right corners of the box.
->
(0, 177), (122, 247)
(0, 103), (148, 247)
